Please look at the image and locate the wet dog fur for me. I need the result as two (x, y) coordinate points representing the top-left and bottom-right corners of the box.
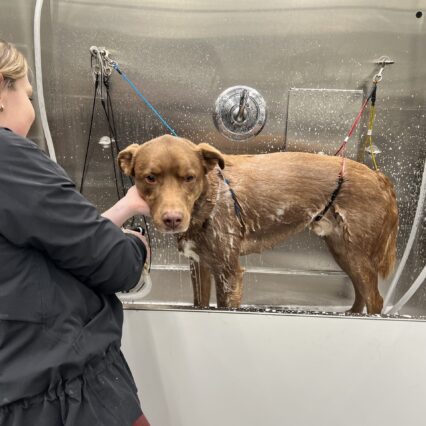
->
(118, 135), (398, 314)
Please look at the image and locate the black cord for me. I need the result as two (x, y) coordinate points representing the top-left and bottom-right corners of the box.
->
(370, 83), (377, 107)
(83, 56), (153, 273)
(105, 86), (126, 197)
(100, 94), (122, 200)
(80, 75), (99, 193)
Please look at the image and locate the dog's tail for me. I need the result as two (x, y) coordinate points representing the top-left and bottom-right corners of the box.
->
(378, 221), (398, 278)
(375, 172), (399, 278)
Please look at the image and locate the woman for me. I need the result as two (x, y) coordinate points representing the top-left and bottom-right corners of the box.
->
(0, 40), (150, 425)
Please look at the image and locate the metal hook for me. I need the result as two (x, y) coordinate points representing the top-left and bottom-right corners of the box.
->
(101, 48), (117, 69)
(373, 56), (394, 83)
(233, 89), (249, 123)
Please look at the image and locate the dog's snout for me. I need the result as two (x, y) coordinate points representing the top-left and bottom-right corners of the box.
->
(162, 211), (183, 230)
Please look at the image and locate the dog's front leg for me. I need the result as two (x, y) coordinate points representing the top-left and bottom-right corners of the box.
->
(212, 261), (245, 309)
(189, 259), (212, 308)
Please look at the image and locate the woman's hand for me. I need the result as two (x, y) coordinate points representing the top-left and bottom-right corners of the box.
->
(101, 185), (150, 227)
(124, 185), (150, 217)
(123, 228), (151, 266)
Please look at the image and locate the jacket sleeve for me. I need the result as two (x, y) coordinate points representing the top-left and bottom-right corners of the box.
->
(0, 132), (146, 294)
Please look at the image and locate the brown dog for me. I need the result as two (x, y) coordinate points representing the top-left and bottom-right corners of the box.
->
(118, 135), (398, 314)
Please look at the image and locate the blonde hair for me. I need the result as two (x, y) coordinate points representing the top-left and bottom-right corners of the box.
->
(0, 40), (28, 90)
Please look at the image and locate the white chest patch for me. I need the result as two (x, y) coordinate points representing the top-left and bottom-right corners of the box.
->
(181, 240), (200, 262)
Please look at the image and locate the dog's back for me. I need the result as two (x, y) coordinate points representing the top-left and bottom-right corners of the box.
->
(220, 152), (398, 272)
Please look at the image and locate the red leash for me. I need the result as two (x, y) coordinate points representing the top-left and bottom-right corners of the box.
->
(334, 82), (378, 179)
(317, 60), (389, 222)
(335, 96), (371, 157)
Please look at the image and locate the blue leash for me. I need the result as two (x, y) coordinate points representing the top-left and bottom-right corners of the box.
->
(112, 63), (178, 136)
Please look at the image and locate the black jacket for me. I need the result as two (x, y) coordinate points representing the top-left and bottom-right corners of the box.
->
(0, 128), (146, 425)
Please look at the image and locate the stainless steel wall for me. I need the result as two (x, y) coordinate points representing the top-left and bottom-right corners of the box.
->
(2, 0), (425, 314)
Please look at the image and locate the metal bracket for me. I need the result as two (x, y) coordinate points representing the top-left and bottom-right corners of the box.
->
(89, 45), (115, 80)
(373, 56), (395, 83)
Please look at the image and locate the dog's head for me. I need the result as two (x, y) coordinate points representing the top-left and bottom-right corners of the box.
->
(118, 135), (224, 233)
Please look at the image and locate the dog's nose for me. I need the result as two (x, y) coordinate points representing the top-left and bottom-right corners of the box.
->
(162, 212), (183, 230)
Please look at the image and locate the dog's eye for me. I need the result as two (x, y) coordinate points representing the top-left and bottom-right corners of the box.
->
(145, 175), (156, 184)
(184, 175), (195, 183)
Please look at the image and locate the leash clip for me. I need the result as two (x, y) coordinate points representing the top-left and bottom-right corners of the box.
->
(373, 56), (394, 83)
(129, 226), (146, 236)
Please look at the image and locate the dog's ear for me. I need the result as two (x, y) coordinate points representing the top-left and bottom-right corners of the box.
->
(197, 143), (225, 171)
(118, 144), (140, 176)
